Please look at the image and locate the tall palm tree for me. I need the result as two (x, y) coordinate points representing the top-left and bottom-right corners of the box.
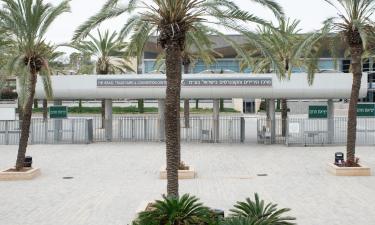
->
(68, 30), (134, 74)
(74, 0), (283, 197)
(323, 0), (375, 166)
(0, 0), (71, 171)
(154, 25), (220, 128)
(242, 17), (322, 137)
(67, 29), (134, 128)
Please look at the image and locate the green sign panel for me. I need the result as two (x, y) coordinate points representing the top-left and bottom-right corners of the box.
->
(357, 104), (375, 117)
(309, 105), (328, 118)
(49, 106), (68, 119)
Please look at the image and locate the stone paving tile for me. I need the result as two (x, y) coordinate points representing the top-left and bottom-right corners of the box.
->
(0, 143), (374, 225)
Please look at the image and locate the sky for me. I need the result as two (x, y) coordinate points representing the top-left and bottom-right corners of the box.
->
(45, 0), (339, 54)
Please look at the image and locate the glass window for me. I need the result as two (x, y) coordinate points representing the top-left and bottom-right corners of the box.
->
(144, 61), (156, 73)
(318, 59), (335, 70)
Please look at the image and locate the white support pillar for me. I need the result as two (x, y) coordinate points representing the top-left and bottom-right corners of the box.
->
(268, 99), (276, 144)
(105, 99), (113, 141)
(213, 99), (220, 143)
(158, 99), (165, 141)
(53, 100), (62, 142)
(327, 99), (335, 144)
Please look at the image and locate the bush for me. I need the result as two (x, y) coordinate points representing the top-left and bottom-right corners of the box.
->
(132, 193), (295, 225)
(133, 194), (214, 225)
(229, 193), (296, 225)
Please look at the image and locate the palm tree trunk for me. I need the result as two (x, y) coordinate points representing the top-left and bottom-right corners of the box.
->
(33, 99), (38, 109)
(165, 43), (182, 197)
(43, 99), (48, 121)
(183, 63), (190, 128)
(78, 100), (82, 113)
(15, 70), (37, 170)
(346, 44), (363, 166)
(138, 99), (144, 113)
(101, 100), (105, 129)
(183, 99), (189, 128)
(18, 101), (24, 121)
(220, 99), (224, 112)
(281, 99), (288, 137)
(137, 56), (145, 114)
(195, 99), (199, 109)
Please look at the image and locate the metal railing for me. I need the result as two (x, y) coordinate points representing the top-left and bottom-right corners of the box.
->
(287, 117), (375, 146)
(0, 116), (244, 145)
(0, 118), (93, 145)
(257, 117), (375, 146)
(89, 115), (244, 143)
(257, 118), (287, 144)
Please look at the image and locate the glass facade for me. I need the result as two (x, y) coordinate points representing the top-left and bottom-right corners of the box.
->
(144, 58), (338, 73)
(144, 60), (157, 73)
(318, 59), (336, 70)
(192, 59), (240, 73)
(144, 59), (245, 73)
(363, 73), (375, 102)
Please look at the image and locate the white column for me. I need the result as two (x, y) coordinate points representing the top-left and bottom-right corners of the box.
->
(105, 99), (113, 141)
(158, 99), (165, 141)
(327, 99), (335, 144)
(213, 99), (220, 143)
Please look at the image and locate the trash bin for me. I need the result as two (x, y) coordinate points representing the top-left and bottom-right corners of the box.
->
(24, 156), (32, 167)
(335, 152), (344, 165)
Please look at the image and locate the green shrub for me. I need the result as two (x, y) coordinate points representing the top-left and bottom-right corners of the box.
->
(133, 194), (215, 225)
(229, 193), (296, 225)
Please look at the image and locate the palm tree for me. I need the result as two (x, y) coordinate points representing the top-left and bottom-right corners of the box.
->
(154, 25), (219, 128)
(322, 0), (375, 166)
(0, 0), (70, 171)
(73, 0), (283, 197)
(67, 29), (134, 128)
(242, 17), (323, 137)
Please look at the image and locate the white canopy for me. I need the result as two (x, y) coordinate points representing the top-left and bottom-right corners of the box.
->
(28, 73), (368, 100)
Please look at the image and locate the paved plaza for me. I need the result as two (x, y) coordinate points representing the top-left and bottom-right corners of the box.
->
(0, 143), (375, 225)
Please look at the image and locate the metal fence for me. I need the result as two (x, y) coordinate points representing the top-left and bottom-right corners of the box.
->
(257, 117), (375, 146)
(183, 116), (243, 143)
(0, 116), (244, 145)
(257, 118), (286, 144)
(91, 115), (244, 143)
(0, 118), (92, 145)
(287, 117), (375, 146)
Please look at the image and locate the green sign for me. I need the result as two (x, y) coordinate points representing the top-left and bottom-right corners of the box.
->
(309, 105), (328, 118)
(49, 106), (68, 119)
(357, 104), (375, 117)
